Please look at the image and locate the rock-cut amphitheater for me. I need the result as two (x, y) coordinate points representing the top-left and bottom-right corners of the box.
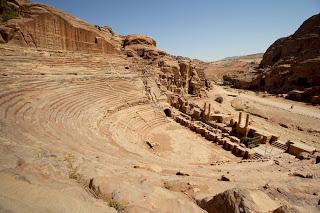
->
(0, 1), (319, 213)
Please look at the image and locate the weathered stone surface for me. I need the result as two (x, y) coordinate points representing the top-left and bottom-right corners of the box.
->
(296, 151), (313, 160)
(122, 34), (166, 59)
(89, 176), (204, 213)
(256, 14), (320, 97)
(123, 34), (156, 47)
(222, 14), (320, 104)
(272, 205), (300, 213)
(1, 3), (120, 54)
(0, 1), (210, 96)
(260, 13), (320, 68)
(157, 57), (209, 96)
(198, 188), (280, 213)
(7, 0), (30, 6)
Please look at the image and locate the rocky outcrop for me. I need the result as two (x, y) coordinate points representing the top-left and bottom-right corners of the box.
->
(123, 34), (166, 59)
(0, 1), (120, 53)
(260, 14), (320, 68)
(0, 0), (210, 96)
(121, 33), (210, 96)
(157, 57), (210, 96)
(255, 14), (320, 102)
(88, 176), (206, 213)
(221, 14), (320, 104)
(198, 188), (281, 213)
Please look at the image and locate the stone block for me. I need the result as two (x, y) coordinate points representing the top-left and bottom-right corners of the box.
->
(192, 108), (201, 120)
(210, 114), (231, 123)
(288, 142), (316, 156)
(229, 136), (240, 144)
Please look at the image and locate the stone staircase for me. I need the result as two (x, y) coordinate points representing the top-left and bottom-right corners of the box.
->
(252, 152), (264, 160)
(270, 141), (288, 151)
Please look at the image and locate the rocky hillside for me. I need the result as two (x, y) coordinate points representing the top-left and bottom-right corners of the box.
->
(203, 53), (262, 83)
(0, 0), (210, 96)
(257, 13), (320, 104)
(222, 53), (263, 62)
(0, 0), (121, 53)
(218, 14), (320, 104)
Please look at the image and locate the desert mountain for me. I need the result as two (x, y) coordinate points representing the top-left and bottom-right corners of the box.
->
(204, 53), (263, 84)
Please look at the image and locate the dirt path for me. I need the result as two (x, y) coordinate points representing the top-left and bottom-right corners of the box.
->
(235, 91), (320, 120)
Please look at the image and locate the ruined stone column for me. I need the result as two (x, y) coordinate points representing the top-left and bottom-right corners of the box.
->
(238, 112), (242, 126)
(168, 95), (172, 106)
(207, 104), (211, 120)
(245, 114), (250, 128)
(202, 102), (207, 119)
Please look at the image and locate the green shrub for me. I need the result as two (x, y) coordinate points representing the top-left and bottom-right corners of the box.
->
(1, 0), (20, 22)
(108, 198), (122, 212)
(2, 9), (19, 22)
(240, 136), (250, 146)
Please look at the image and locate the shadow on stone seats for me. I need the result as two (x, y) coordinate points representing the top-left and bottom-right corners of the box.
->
(164, 108), (172, 117)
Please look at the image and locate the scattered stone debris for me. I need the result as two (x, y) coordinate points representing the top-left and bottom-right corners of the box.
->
(176, 171), (190, 176)
(273, 205), (300, 213)
(214, 96), (223, 103)
(219, 175), (230, 181)
(145, 141), (159, 150)
(290, 172), (313, 179)
(198, 188), (280, 213)
(297, 126), (304, 131)
(313, 152), (320, 164)
(296, 152), (312, 160)
(279, 123), (289, 128)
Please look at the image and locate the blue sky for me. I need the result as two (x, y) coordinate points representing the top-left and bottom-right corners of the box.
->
(34, 0), (319, 61)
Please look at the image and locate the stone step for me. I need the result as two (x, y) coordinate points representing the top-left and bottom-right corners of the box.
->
(271, 141), (288, 151)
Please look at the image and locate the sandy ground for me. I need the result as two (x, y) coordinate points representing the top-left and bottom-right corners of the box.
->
(193, 85), (320, 149)
(0, 46), (319, 213)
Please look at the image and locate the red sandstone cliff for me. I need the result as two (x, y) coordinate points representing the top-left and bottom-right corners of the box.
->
(220, 14), (320, 104)
(257, 14), (320, 103)
(0, 0), (121, 53)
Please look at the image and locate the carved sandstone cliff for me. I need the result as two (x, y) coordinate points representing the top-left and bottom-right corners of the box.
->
(122, 34), (210, 96)
(0, 0), (120, 53)
(0, 0), (210, 96)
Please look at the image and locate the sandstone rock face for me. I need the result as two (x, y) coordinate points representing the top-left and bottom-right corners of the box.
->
(157, 57), (209, 96)
(0, 0), (210, 97)
(256, 14), (320, 100)
(0, 2), (120, 54)
(123, 34), (166, 59)
(260, 14), (320, 68)
(89, 176), (206, 213)
(124, 34), (156, 47)
(121, 34), (210, 96)
(198, 188), (280, 213)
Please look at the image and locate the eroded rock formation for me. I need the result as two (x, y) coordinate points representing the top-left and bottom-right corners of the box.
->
(0, 1), (120, 53)
(0, 0), (210, 96)
(123, 34), (166, 59)
(218, 14), (320, 104)
(256, 14), (320, 103)
(198, 188), (281, 213)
